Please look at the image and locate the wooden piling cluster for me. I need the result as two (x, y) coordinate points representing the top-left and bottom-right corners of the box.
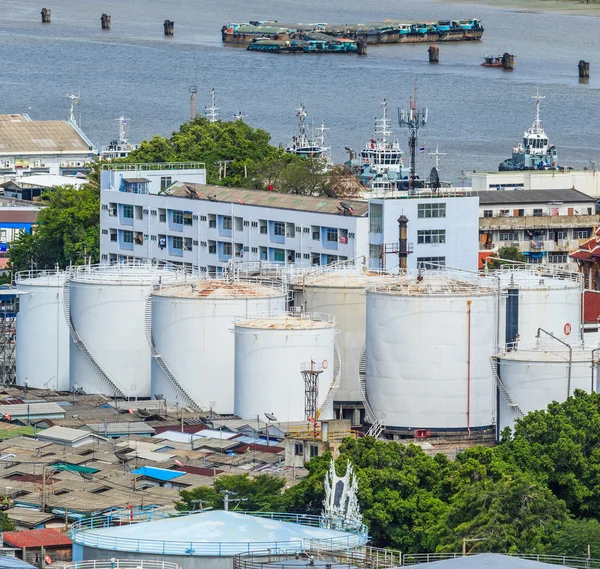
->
(101, 13), (111, 30)
(357, 38), (367, 55)
(579, 60), (590, 78)
(164, 20), (174, 36)
(428, 45), (439, 63)
(502, 52), (514, 70)
(41, 8), (51, 23)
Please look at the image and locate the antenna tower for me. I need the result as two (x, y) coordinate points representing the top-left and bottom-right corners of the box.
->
(398, 81), (428, 192)
(301, 360), (323, 420)
(66, 92), (80, 125)
(204, 89), (220, 123)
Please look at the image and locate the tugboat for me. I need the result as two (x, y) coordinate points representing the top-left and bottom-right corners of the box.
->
(100, 117), (139, 160)
(357, 99), (409, 190)
(285, 104), (332, 168)
(481, 55), (504, 67)
(499, 90), (560, 171)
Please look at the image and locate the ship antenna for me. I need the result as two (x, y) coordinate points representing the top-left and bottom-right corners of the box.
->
(117, 116), (130, 145)
(532, 88), (545, 131)
(66, 91), (80, 125)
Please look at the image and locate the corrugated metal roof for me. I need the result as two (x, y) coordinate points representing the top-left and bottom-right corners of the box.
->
(167, 182), (369, 217)
(81, 422), (156, 435)
(0, 557), (38, 569)
(3, 528), (72, 548)
(131, 466), (186, 481)
(478, 189), (594, 205)
(0, 120), (92, 155)
(0, 402), (65, 417)
(36, 426), (95, 442)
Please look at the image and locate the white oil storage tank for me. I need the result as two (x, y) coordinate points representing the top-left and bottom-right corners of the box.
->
(15, 270), (70, 391)
(293, 267), (393, 405)
(150, 279), (287, 413)
(496, 339), (596, 432)
(67, 263), (187, 398)
(495, 266), (582, 344)
(234, 313), (337, 423)
(365, 275), (497, 434)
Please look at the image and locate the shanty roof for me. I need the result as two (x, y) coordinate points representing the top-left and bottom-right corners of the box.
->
(478, 189), (594, 206)
(0, 402), (65, 417)
(5, 507), (56, 528)
(3, 528), (72, 549)
(81, 422), (156, 435)
(0, 175), (88, 189)
(122, 178), (151, 184)
(0, 558), (39, 569)
(131, 466), (186, 482)
(166, 182), (369, 217)
(36, 425), (103, 443)
(0, 119), (94, 155)
(409, 553), (577, 569)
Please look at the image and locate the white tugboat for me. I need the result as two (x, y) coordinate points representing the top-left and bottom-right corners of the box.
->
(100, 116), (139, 160)
(358, 99), (409, 190)
(499, 89), (560, 171)
(285, 104), (332, 168)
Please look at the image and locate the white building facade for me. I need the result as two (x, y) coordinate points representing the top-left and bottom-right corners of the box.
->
(368, 193), (480, 271)
(100, 181), (369, 273)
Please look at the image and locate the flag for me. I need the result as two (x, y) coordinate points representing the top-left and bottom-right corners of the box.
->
(419, 145), (425, 154)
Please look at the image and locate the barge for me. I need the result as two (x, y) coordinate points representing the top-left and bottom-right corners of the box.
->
(222, 19), (483, 45)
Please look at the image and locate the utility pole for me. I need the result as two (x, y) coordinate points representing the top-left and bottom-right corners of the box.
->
(41, 465), (47, 512)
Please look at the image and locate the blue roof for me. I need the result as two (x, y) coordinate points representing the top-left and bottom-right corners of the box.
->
(0, 558), (39, 569)
(131, 466), (185, 481)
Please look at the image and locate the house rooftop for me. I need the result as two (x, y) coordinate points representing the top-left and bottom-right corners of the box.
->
(165, 182), (369, 217)
(81, 422), (156, 435)
(36, 425), (106, 444)
(478, 189), (594, 206)
(3, 528), (72, 549)
(0, 402), (65, 418)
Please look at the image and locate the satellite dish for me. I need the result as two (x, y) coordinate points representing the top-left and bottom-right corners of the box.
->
(207, 195), (218, 202)
(264, 413), (278, 422)
(79, 471), (93, 481)
(324, 187), (338, 199)
(339, 202), (354, 215)
(429, 167), (440, 191)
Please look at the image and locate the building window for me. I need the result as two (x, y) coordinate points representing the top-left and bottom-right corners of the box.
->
(251, 247), (258, 253)
(417, 229), (446, 244)
(110, 230), (117, 242)
(533, 208), (543, 217)
(172, 210), (183, 225)
(295, 252), (301, 259)
(223, 216), (233, 230)
(208, 241), (216, 254)
(370, 203), (383, 233)
(184, 237), (193, 251)
(160, 176), (172, 190)
(499, 232), (519, 242)
(222, 242), (232, 256)
(303, 253), (310, 259)
(172, 236), (183, 250)
(134, 232), (143, 245)
(294, 443), (304, 456)
(183, 212), (193, 226)
(575, 230), (590, 239)
(310, 445), (319, 458)
(273, 221), (285, 236)
(553, 231), (568, 240)
(101, 229), (108, 235)
(251, 221), (258, 228)
(200, 215), (207, 222)
(417, 256), (445, 269)
(122, 205), (133, 219)
(159, 209), (166, 223)
(303, 227), (310, 234)
(243, 220), (250, 227)
(549, 253), (568, 263)
(418, 203), (446, 218)
(483, 210), (493, 218)
(123, 231), (134, 244)
(326, 228), (338, 242)
(527, 256), (543, 264)
(273, 248), (285, 262)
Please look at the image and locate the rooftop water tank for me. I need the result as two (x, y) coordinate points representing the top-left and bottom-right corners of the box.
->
(150, 279), (287, 413)
(234, 313), (338, 422)
(15, 270), (70, 391)
(365, 275), (497, 433)
(66, 263), (187, 398)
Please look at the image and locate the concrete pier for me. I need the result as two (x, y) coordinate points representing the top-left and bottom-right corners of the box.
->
(357, 37), (367, 55)
(579, 60), (590, 78)
(101, 14), (111, 30)
(502, 52), (514, 70)
(164, 20), (174, 36)
(41, 8), (51, 23)
(428, 45), (439, 63)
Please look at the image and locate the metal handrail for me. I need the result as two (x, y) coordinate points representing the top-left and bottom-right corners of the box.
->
(401, 552), (600, 568)
(100, 162), (205, 171)
(64, 561), (181, 569)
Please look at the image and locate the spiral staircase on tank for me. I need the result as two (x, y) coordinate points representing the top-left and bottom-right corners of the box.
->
(316, 342), (342, 417)
(490, 353), (524, 419)
(62, 280), (124, 397)
(358, 344), (385, 438)
(143, 295), (201, 411)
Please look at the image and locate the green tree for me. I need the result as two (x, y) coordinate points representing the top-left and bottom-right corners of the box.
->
(490, 245), (527, 267)
(0, 510), (15, 531)
(9, 184), (100, 272)
(547, 518), (600, 558)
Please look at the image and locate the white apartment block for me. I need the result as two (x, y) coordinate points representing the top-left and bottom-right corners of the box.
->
(100, 181), (369, 273)
(368, 192), (480, 272)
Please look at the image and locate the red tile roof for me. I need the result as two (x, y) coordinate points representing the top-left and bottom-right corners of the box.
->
(3, 529), (72, 549)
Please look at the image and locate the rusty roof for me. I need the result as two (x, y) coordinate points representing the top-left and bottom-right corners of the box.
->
(3, 528), (72, 549)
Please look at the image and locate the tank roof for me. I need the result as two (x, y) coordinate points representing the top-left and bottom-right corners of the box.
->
(498, 341), (595, 363)
(153, 279), (284, 299)
(15, 270), (67, 287)
(295, 269), (394, 289)
(235, 313), (333, 330)
(368, 276), (494, 297)
(492, 266), (582, 289)
(70, 263), (187, 286)
(72, 511), (364, 556)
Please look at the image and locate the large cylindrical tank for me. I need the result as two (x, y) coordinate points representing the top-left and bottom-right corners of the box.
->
(497, 341), (596, 432)
(365, 277), (497, 432)
(494, 267), (582, 344)
(234, 313), (336, 422)
(150, 279), (287, 413)
(293, 269), (393, 403)
(68, 264), (187, 398)
(15, 270), (70, 391)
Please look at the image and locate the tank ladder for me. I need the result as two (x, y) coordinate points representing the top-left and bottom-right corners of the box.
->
(144, 296), (201, 411)
(317, 341), (341, 415)
(62, 281), (124, 397)
(359, 345), (385, 438)
(490, 355), (524, 418)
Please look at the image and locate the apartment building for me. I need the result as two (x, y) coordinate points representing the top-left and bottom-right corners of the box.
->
(478, 189), (598, 269)
(100, 181), (369, 272)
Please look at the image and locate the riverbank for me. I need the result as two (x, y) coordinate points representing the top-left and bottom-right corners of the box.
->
(440, 0), (600, 15)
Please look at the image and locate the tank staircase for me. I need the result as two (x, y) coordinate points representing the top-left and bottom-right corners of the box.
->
(144, 296), (201, 411)
(359, 346), (384, 438)
(490, 355), (524, 419)
(318, 342), (341, 415)
(63, 281), (124, 397)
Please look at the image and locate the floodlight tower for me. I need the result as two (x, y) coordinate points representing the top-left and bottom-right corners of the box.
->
(398, 82), (428, 192)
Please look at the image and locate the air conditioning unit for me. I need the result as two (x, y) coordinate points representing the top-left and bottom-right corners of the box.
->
(3, 161), (11, 168)
(33, 159), (41, 168)
(76, 162), (83, 167)
(142, 209), (149, 214)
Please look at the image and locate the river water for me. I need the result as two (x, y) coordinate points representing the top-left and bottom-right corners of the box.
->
(1, 0), (600, 182)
